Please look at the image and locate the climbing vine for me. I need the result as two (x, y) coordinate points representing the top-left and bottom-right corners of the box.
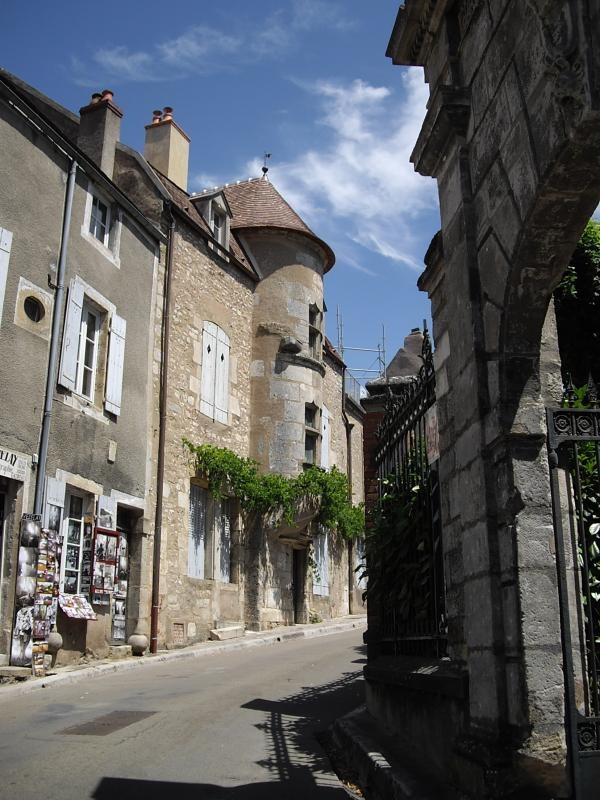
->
(183, 440), (364, 540)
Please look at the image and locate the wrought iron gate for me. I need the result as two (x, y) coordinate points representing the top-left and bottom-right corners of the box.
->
(547, 401), (600, 798)
(372, 327), (445, 658)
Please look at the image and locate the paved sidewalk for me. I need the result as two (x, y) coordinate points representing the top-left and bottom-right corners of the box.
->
(0, 614), (367, 702)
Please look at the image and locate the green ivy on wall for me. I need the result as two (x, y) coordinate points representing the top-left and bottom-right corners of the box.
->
(183, 440), (364, 540)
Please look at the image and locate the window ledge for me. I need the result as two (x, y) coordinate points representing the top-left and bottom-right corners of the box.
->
(80, 226), (121, 268)
(61, 393), (109, 424)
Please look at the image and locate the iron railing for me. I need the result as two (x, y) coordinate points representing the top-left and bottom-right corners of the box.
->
(548, 381), (600, 797)
(372, 326), (446, 658)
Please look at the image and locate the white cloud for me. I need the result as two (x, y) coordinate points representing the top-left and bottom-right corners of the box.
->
(291, 0), (354, 32)
(258, 70), (437, 271)
(93, 47), (160, 82)
(158, 26), (241, 69)
(71, 4), (353, 84)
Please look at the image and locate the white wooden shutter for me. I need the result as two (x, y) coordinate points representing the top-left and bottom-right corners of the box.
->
(218, 499), (231, 583)
(0, 227), (13, 329)
(322, 529), (330, 595)
(43, 477), (66, 528)
(188, 485), (207, 578)
(200, 322), (218, 418)
(214, 327), (230, 424)
(105, 314), (126, 416)
(58, 278), (84, 391)
(320, 405), (330, 470)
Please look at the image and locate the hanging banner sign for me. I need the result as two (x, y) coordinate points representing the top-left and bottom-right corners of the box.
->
(425, 404), (440, 465)
(0, 447), (27, 482)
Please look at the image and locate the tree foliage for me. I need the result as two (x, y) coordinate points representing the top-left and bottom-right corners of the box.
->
(554, 219), (600, 385)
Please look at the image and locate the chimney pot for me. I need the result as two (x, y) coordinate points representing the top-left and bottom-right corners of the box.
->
(162, 106), (173, 121)
(152, 109), (162, 124)
(91, 92), (102, 104)
(101, 89), (114, 103)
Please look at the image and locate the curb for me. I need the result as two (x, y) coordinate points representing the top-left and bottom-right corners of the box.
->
(332, 706), (442, 800)
(0, 616), (366, 702)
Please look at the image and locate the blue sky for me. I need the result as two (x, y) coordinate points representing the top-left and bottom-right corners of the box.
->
(3, 0), (440, 381)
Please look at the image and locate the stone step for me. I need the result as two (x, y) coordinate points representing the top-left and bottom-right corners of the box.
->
(209, 625), (245, 641)
(0, 666), (31, 680)
(108, 645), (132, 660)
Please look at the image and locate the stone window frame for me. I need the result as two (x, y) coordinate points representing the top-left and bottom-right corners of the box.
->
(81, 180), (122, 268)
(308, 303), (323, 361)
(188, 480), (233, 583)
(304, 402), (321, 468)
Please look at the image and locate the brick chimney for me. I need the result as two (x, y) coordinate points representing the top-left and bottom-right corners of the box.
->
(78, 89), (123, 178)
(144, 107), (190, 191)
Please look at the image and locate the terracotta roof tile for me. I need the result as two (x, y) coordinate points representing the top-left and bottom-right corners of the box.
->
(195, 178), (335, 271)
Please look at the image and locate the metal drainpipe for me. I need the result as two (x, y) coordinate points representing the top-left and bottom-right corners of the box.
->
(150, 206), (175, 654)
(33, 159), (78, 515)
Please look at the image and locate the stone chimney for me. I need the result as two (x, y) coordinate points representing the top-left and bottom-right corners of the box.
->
(78, 89), (123, 178)
(144, 107), (190, 191)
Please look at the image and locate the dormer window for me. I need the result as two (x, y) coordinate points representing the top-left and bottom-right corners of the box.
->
(212, 207), (227, 247)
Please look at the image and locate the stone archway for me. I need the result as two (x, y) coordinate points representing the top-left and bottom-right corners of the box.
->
(380, 2), (600, 797)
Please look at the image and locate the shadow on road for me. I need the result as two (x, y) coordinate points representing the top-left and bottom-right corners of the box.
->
(92, 664), (364, 798)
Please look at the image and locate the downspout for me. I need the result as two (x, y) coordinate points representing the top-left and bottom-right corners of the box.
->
(342, 367), (355, 612)
(150, 204), (175, 654)
(33, 159), (78, 515)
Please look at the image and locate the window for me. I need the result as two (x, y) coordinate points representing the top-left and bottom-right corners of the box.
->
(82, 183), (121, 264)
(58, 277), (126, 416)
(76, 304), (100, 401)
(308, 304), (322, 360)
(200, 321), (230, 423)
(60, 493), (93, 594)
(312, 528), (329, 596)
(89, 195), (110, 246)
(212, 208), (226, 246)
(304, 403), (319, 467)
(188, 484), (232, 581)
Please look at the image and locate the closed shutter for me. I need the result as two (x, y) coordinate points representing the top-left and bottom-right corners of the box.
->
(200, 322), (217, 419)
(58, 278), (84, 391)
(320, 405), (330, 470)
(314, 529), (330, 596)
(188, 485), (207, 578)
(105, 314), (126, 416)
(218, 499), (231, 583)
(214, 327), (230, 424)
(0, 227), (13, 328)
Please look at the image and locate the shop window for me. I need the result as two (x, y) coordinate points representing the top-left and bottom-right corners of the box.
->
(60, 493), (93, 595)
(200, 321), (230, 423)
(312, 528), (329, 596)
(58, 276), (126, 416)
(188, 484), (232, 582)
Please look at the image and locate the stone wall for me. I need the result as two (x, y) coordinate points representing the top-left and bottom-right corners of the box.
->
(383, 1), (600, 796)
(155, 222), (255, 648)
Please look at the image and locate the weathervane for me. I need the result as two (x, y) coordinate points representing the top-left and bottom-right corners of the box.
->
(262, 152), (271, 179)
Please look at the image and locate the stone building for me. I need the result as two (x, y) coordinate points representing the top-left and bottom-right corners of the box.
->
(358, 3), (600, 799)
(0, 70), (365, 665)
(0, 72), (163, 663)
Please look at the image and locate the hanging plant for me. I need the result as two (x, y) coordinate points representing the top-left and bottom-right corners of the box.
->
(183, 440), (364, 540)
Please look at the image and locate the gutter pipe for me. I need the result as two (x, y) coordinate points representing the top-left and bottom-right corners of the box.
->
(33, 159), (78, 515)
(150, 205), (175, 653)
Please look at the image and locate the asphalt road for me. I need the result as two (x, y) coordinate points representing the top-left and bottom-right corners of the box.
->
(0, 628), (366, 799)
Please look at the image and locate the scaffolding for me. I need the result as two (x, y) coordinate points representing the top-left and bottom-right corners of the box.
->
(336, 307), (386, 402)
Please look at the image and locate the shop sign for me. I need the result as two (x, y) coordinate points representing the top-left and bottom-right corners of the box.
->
(0, 447), (27, 482)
